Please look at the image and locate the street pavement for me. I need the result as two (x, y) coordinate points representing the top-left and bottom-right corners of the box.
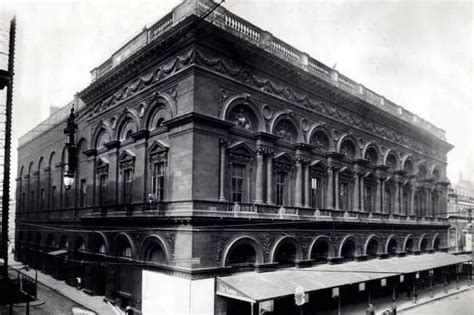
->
(400, 287), (473, 314)
(0, 280), (83, 315)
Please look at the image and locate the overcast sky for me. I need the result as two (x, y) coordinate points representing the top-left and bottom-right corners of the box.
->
(1, 0), (473, 185)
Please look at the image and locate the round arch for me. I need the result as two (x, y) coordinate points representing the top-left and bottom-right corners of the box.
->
(74, 236), (86, 252)
(37, 156), (45, 172)
(48, 151), (57, 168)
(338, 235), (358, 259)
(58, 234), (69, 249)
(418, 234), (429, 252)
(307, 125), (332, 151)
(112, 232), (137, 259)
(269, 236), (303, 265)
(114, 109), (140, 141)
(270, 112), (302, 143)
(336, 134), (360, 159)
(308, 236), (334, 261)
(363, 234), (381, 257)
(383, 150), (399, 170)
(222, 236), (264, 267)
(89, 232), (110, 255)
(362, 143), (382, 165)
(403, 234), (415, 253)
(401, 157), (414, 175)
(91, 122), (113, 150)
(27, 161), (35, 175)
(221, 94), (264, 132)
(432, 233), (440, 250)
(385, 234), (398, 255)
(141, 92), (177, 130)
(139, 234), (170, 264)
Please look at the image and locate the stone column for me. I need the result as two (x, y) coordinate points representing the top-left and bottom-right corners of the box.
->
(353, 172), (360, 211)
(375, 177), (381, 212)
(266, 152), (274, 205)
(255, 148), (265, 204)
(304, 163), (311, 208)
(334, 169), (340, 210)
(327, 167), (334, 209)
(295, 159), (303, 207)
(218, 140), (227, 202)
(426, 189), (431, 217)
(360, 175), (365, 211)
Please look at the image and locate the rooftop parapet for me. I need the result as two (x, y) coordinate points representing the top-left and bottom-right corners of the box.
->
(87, 0), (445, 141)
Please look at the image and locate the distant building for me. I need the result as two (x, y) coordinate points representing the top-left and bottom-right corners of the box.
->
(15, 1), (467, 314)
(447, 180), (474, 252)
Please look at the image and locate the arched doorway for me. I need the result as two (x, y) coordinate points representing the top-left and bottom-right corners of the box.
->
(366, 238), (379, 259)
(340, 237), (357, 261)
(310, 238), (331, 263)
(272, 238), (302, 266)
(387, 238), (398, 257)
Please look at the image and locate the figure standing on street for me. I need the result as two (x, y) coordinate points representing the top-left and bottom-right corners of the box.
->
(365, 303), (375, 315)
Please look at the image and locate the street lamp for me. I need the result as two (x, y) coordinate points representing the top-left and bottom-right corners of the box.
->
(63, 107), (77, 190)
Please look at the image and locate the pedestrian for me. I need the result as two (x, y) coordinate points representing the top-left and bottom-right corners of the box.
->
(125, 306), (134, 315)
(413, 291), (418, 303)
(391, 303), (397, 315)
(365, 303), (375, 315)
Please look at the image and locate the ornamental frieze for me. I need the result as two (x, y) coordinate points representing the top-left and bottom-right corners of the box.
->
(195, 50), (444, 160)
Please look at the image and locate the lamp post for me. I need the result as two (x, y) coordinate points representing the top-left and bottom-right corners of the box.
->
(63, 107), (77, 190)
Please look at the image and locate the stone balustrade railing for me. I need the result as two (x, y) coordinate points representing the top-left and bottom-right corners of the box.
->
(88, 0), (446, 140)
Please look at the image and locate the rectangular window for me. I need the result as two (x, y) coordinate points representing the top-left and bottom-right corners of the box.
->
(80, 179), (86, 208)
(403, 191), (408, 214)
(152, 162), (165, 201)
(385, 189), (392, 214)
(51, 186), (56, 210)
(99, 174), (108, 205)
(231, 165), (245, 203)
(365, 186), (373, 212)
(311, 177), (322, 209)
(276, 172), (285, 206)
(339, 182), (349, 211)
(123, 169), (133, 204)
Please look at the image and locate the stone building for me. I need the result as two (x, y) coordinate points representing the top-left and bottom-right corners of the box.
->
(14, 1), (468, 314)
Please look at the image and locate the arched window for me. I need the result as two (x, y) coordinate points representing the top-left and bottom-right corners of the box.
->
(420, 238), (428, 252)
(273, 240), (300, 266)
(386, 154), (397, 171)
(274, 119), (297, 143)
(116, 239), (133, 258)
(310, 130), (330, 152)
(228, 105), (258, 132)
(340, 140), (356, 158)
(364, 147), (378, 165)
(405, 238), (414, 254)
(119, 118), (137, 141)
(403, 160), (413, 175)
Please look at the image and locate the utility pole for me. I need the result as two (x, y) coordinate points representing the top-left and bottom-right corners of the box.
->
(1, 17), (16, 279)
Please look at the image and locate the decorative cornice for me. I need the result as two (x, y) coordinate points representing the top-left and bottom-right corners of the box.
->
(164, 112), (234, 130)
(130, 130), (149, 141)
(104, 140), (121, 150)
(83, 148), (98, 157)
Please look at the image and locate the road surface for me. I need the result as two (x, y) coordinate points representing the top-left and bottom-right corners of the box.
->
(401, 288), (473, 314)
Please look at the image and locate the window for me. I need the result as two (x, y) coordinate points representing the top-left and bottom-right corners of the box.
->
(51, 186), (56, 210)
(40, 189), (45, 210)
(311, 177), (323, 209)
(276, 172), (286, 206)
(384, 189), (392, 213)
(99, 174), (107, 205)
(403, 191), (409, 214)
(339, 182), (349, 210)
(80, 179), (86, 208)
(365, 186), (373, 212)
(231, 165), (245, 203)
(152, 162), (165, 201)
(123, 169), (133, 203)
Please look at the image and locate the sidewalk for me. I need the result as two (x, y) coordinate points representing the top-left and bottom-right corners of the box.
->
(8, 256), (115, 315)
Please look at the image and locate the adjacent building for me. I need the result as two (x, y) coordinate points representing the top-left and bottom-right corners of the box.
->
(447, 179), (474, 252)
(14, 1), (468, 314)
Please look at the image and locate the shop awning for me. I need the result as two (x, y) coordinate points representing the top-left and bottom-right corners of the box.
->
(217, 253), (470, 303)
(47, 249), (68, 256)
